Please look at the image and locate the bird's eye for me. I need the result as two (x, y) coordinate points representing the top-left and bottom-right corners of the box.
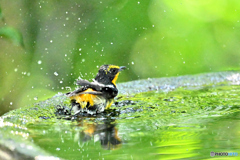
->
(111, 68), (118, 74)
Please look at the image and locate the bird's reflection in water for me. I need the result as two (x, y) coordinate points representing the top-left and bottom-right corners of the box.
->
(74, 112), (122, 150)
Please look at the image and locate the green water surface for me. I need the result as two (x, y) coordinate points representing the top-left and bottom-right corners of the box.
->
(1, 83), (240, 160)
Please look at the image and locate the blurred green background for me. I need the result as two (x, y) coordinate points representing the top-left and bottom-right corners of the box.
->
(1, 0), (240, 116)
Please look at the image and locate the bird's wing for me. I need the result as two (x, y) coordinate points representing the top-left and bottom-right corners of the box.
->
(76, 79), (113, 91)
(66, 79), (104, 97)
(66, 87), (103, 97)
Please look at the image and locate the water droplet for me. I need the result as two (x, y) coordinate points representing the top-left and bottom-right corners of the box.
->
(183, 61), (185, 64)
(131, 61), (134, 65)
(50, 40), (53, 43)
(14, 68), (18, 72)
(65, 86), (71, 91)
(79, 48), (82, 51)
(37, 60), (42, 64)
(54, 72), (59, 76)
(10, 102), (13, 105)
(110, 42), (113, 45)
(34, 97), (38, 100)
(138, 2), (140, 4)
(60, 81), (63, 84)
(82, 59), (85, 62)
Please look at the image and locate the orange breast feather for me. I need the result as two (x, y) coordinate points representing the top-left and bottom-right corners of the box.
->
(70, 88), (97, 108)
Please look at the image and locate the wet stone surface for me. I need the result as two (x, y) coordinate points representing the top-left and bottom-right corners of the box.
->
(1, 71), (240, 160)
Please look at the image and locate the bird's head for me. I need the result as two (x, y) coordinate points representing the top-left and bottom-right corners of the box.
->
(95, 64), (126, 85)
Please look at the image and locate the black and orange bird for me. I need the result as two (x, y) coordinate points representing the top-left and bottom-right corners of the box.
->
(66, 65), (126, 115)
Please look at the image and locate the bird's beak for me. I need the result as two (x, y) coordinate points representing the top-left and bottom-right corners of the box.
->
(119, 66), (127, 71)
